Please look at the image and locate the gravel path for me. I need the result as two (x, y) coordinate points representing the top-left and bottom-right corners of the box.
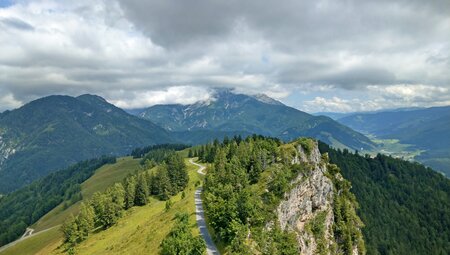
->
(189, 159), (220, 255)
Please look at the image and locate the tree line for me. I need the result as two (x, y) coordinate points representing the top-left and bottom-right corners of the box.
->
(319, 142), (450, 255)
(131, 143), (189, 158)
(61, 151), (189, 252)
(0, 156), (116, 246)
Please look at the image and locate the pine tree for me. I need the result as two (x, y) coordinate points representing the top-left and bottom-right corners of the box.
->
(156, 167), (172, 200)
(62, 215), (79, 245)
(188, 149), (193, 158)
(108, 183), (125, 209)
(75, 203), (95, 241)
(134, 174), (148, 206)
(166, 154), (188, 194)
(90, 192), (106, 227)
(124, 176), (136, 209)
(160, 212), (206, 255)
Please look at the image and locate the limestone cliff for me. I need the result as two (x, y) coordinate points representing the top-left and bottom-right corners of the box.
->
(277, 139), (365, 255)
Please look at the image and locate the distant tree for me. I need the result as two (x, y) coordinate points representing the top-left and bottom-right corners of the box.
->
(108, 183), (125, 210)
(166, 154), (188, 194)
(188, 149), (193, 158)
(62, 215), (79, 245)
(124, 176), (136, 209)
(75, 202), (95, 241)
(90, 192), (107, 227)
(134, 174), (149, 206)
(155, 167), (173, 200)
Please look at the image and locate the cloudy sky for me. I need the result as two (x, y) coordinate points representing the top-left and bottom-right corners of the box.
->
(0, 0), (449, 113)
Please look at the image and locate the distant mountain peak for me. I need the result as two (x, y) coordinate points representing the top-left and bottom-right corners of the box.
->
(209, 88), (284, 106)
(251, 93), (284, 106)
(77, 94), (108, 103)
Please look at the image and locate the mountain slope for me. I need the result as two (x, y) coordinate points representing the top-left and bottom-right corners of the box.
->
(138, 90), (375, 150)
(0, 94), (173, 193)
(319, 142), (450, 254)
(338, 106), (450, 175)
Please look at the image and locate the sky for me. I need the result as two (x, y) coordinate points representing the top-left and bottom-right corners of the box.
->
(0, 0), (449, 113)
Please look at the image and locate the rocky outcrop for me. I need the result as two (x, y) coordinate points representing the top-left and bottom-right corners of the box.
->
(0, 132), (16, 168)
(277, 140), (364, 255)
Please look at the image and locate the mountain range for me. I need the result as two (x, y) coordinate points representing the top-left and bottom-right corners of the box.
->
(138, 89), (375, 150)
(338, 106), (450, 175)
(0, 94), (172, 193)
(2, 89), (449, 194)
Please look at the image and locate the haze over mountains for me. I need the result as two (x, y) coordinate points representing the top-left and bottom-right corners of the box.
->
(337, 106), (450, 175)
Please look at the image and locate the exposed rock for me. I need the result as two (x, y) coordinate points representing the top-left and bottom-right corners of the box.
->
(277, 140), (364, 255)
(0, 132), (17, 168)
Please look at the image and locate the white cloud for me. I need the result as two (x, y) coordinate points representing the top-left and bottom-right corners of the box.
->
(109, 86), (213, 109)
(303, 84), (450, 113)
(304, 97), (354, 113)
(0, 0), (449, 112)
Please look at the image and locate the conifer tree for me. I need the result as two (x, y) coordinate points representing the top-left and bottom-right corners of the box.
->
(134, 174), (148, 206)
(76, 202), (95, 241)
(124, 176), (136, 209)
(62, 215), (79, 245)
(166, 154), (188, 193)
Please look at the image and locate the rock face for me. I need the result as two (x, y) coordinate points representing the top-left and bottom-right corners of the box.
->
(0, 132), (16, 168)
(277, 140), (364, 255)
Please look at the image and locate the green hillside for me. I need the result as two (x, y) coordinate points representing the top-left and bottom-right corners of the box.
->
(0, 156), (142, 255)
(50, 158), (202, 255)
(0, 157), (202, 255)
(0, 94), (173, 193)
(319, 142), (450, 254)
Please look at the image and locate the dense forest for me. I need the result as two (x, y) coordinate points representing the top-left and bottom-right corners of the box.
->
(198, 135), (364, 254)
(130, 144), (189, 158)
(0, 156), (116, 246)
(61, 148), (191, 253)
(319, 142), (450, 255)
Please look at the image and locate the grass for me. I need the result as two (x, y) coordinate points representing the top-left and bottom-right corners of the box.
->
(48, 158), (202, 255)
(0, 157), (142, 255)
(369, 138), (425, 161)
(0, 227), (61, 255)
(33, 157), (142, 232)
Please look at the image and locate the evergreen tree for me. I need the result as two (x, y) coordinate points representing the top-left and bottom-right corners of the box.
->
(75, 203), (94, 241)
(160, 212), (206, 255)
(155, 166), (172, 200)
(134, 174), (149, 206)
(62, 215), (79, 246)
(166, 154), (188, 194)
(124, 176), (136, 209)
(90, 192), (106, 227)
(108, 183), (125, 209)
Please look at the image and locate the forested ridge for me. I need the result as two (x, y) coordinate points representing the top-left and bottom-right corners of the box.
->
(196, 135), (364, 254)
(0, 156), (116, 246)
(319, 142), (450, 255)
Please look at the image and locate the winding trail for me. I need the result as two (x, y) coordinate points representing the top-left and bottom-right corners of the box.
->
(0, 226), (56, 253)
(189, 159), (220, 255)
